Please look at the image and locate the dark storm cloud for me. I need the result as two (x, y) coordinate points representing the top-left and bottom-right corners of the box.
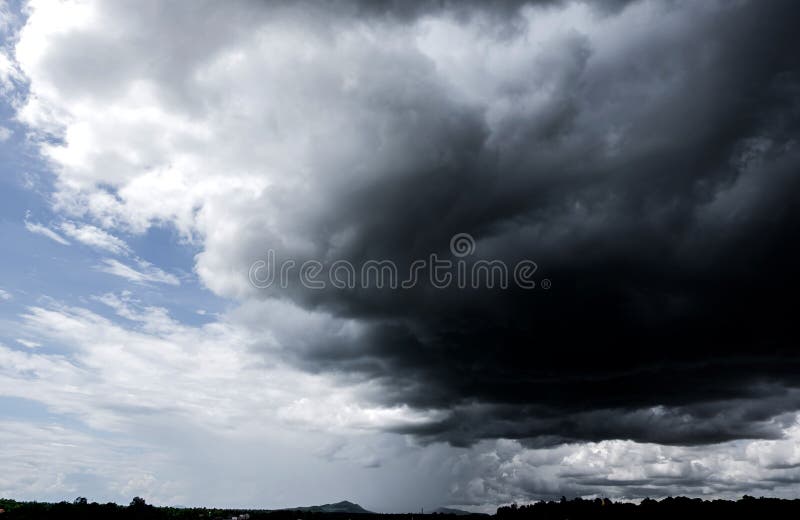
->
(249, 0), (800, 446)
(395, 387), (800, 447)
(248, 2), (800, 444)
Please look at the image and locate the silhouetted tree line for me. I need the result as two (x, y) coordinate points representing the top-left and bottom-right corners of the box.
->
(0, 497), (488, 520)
(4, 495), (800, 520)
(1, 497), (235, 520)
(496, 495), (800, 519)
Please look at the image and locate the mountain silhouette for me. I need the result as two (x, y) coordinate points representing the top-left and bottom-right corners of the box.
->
(288, 500), (373, 514)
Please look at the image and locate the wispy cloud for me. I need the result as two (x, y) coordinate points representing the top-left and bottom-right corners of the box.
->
(16, 338), (41, 349)
(60, 221), (130, 255)
(96, 258), (180, 286)
(0, 297), (444, 505)
(0, 288), (12, 300)
(0, 125), (11, 141)
(24, 220), (70, 246)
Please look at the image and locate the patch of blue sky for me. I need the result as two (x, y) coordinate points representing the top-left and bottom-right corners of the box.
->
(0, 100), (226, 344)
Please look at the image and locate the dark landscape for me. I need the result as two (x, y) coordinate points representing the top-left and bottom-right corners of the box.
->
(4, 497), (800, 520)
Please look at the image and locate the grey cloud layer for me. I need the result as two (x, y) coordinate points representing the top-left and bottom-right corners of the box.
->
(445, 432), (800, 506)
(15, 0), (800, 453)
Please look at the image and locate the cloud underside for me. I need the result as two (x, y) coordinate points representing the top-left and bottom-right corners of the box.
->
(13, 0), (800, 458)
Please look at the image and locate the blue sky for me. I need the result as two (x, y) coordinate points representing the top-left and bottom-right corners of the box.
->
(0, 0), (222, 325)
(0, 90), (225, 329)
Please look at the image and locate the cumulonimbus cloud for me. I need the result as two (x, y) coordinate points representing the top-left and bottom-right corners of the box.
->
(11, 0), (800, 451)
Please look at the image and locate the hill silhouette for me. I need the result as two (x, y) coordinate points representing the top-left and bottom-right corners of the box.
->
(287, 501), (373, 514)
